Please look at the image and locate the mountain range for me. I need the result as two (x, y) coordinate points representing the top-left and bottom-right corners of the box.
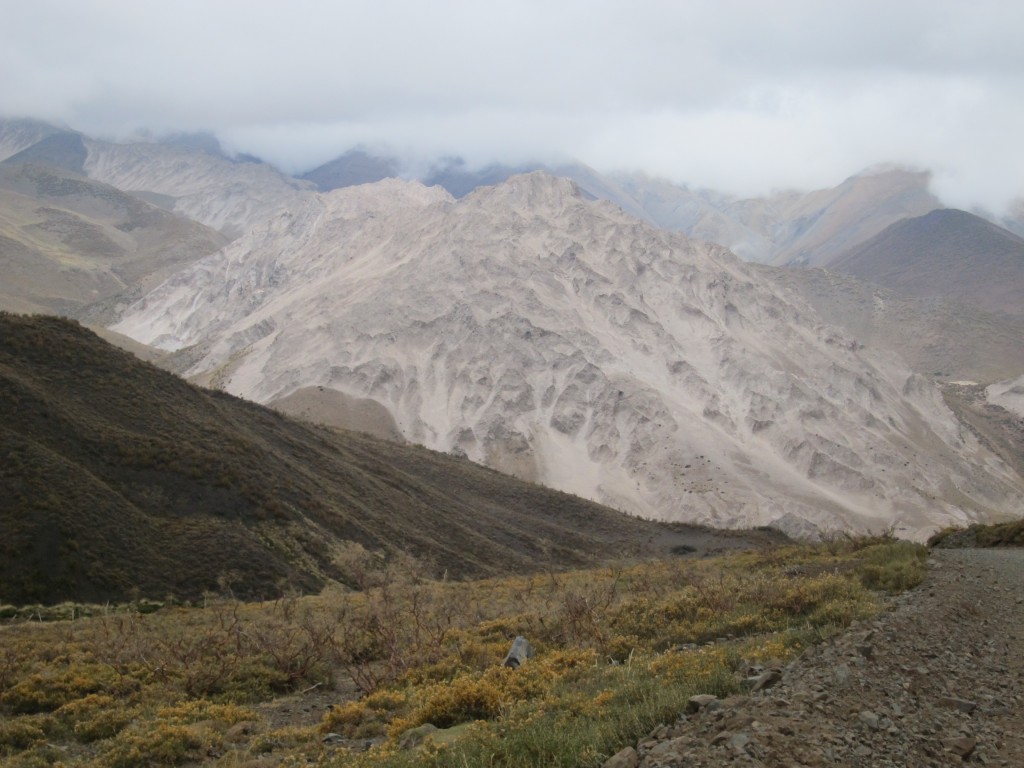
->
(2, 313), (769, 604)
(1, 117), (1023, 546)
(109, 172), (1023, 539)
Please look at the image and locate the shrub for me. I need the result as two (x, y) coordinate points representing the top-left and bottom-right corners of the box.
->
(1, 665), (114, 714)
(97, 722), (215, 768)
(0, 719), (46, 753)
(857, 541), (928, 592)
(322, 689), (411, 739)
(57, 694), (136, 742)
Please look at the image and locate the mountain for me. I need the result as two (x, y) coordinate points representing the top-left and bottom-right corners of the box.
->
(0, 118), (64, 162)
(988, 374), (1024, 420)
(0, 160), (227, 318)
(609, 173), (776, 262)
(765, 168), (942, 267)
(302, 152), (655, 222)
(0, 118), (315, 240)
(0, 121), (971, 273)
(2, 130), (88, 175)
(81, 137), (314, 238)
(159, 130), (229, 157)
(300, 148), (401, 191)
(829, 209), (1024, 317)
(1000, 199), (1024, 239)
(608, 168), (942, 266)
(0, 162), (227, 318)
(768, 266), (1024, 385)
(111, 173), (1024, 539)
(0, 312), (759, 605)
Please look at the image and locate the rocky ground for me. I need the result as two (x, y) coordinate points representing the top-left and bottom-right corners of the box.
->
(604, 548), (1024, 767)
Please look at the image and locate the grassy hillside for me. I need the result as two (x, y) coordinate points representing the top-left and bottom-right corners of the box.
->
(0, 313), (779, 605)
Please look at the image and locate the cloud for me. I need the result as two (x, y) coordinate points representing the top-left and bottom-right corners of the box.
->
(2, 0), (1023, 210)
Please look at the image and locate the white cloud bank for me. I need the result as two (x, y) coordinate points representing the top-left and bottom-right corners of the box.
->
(2, 0), (1023, 210)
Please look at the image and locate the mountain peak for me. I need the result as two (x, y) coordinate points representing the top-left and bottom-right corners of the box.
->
(464, 170), (588, 209)
(325, 176), (454, 212)
(830, 207), (1024, 316)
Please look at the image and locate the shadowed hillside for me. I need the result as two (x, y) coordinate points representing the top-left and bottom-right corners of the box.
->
(0, 313), (776, 605)
(830, 209), (1024, 317)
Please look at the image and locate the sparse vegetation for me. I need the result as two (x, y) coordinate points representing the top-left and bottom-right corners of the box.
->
(928, 518), (1024, 548)
(0, 537), (926, 767)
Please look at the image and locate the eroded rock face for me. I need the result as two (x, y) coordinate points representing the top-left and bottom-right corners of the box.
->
(82, 137), (313, 239)
(113, 172), (1023, 537)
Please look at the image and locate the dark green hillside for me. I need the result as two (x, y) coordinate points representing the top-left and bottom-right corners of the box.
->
(0, 314), (774, 605)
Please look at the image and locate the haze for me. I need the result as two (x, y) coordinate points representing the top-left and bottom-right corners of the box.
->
(2, 0), (1022, 212)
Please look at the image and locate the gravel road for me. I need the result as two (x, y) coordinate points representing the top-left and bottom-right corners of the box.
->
(604, 548), (1024, 767)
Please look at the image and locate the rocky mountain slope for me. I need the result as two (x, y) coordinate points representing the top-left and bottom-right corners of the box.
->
(1, 312), (755, 605)
(0, 117), (64, 162)
(0, 161), (227, 318)
(829, 208), (1024, 317)
(988, 375), (1024, 420)
(759, 208), (1024, 389)
(766, 266), (1024, 384)
(82, 137), (313, 239)
(0, 119), (972, 278)
(609, 167), (942, 267)
(111, 173), (1024, 539)
(0, 119), (318, 241)
(303, 145), (942, 266)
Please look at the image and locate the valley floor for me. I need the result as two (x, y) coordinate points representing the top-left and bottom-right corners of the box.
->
(610, 548), (1024, 767)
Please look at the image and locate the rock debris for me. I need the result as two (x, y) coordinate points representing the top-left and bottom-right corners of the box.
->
(603, 549), (1024, 767)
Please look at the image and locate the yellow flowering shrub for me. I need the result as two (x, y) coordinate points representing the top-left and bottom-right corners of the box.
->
(57, 694), (138, 742)
(1, 665), (114, 714)
(321, 689), (411, 738)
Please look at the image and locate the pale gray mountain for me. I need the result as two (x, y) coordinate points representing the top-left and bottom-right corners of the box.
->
(82, 137), (314, 238)
(1, 131), (88, 175)
(608, 167), (942, 266)
(112, 173), (1023, 539)
(610, 173), (776, 261)
(758, 209), (1024, 386)
(0, 118), (64, 162)
(0, 121), (974, 270)
(0, 118), (316, 240)
(306, 152), (655, 222)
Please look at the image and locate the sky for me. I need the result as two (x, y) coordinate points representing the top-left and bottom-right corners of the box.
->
(2, 0), (1023, 212)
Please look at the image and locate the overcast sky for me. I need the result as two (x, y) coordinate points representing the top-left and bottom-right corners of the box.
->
(2, 0), (1022, 211)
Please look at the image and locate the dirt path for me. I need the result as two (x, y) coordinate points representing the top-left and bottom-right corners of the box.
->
(606, 548), (1024, 767)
